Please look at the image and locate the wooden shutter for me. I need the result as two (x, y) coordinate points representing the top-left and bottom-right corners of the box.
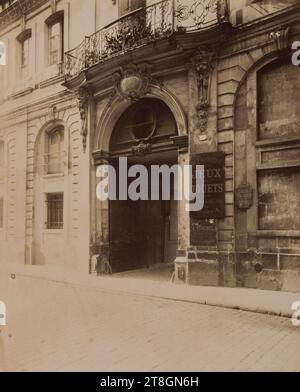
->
(118, 0), (146, 17)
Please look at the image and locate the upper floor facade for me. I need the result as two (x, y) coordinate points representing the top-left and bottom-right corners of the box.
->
(0, 0), (299, 106)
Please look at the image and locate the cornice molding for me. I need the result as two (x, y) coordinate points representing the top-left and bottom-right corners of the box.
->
(0, 90), (74, 123)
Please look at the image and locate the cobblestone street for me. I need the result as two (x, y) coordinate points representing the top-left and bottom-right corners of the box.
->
(0, 273), (300, 372)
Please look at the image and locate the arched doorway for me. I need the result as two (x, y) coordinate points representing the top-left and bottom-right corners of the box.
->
(108, 98), (179, 273)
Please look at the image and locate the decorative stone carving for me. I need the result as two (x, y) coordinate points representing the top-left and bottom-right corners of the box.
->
(76, 87), (90, 152)
(48, 105), (57, 120)
(132, 141), (152, 156)
(270, 27), (290, 52)
(190, 49), (215, 139)
(112, 63), (161, 103)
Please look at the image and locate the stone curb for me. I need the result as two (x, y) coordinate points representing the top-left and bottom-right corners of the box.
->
(0, 264), (299, 318)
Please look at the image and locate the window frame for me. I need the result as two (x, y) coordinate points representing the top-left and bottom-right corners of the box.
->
(254, 58), (300, 236)
(45, 192), (64, 231)
(45, 10), (64, 66)
(118, 0), (145, 17)
(44, 126), (65, 176)
(16, 28), (32, 70)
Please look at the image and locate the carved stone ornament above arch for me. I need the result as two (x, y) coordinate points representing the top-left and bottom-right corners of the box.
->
(269, 26), (291, 54)
(94, 84), (188, 154)
(111, 62), (162, 103)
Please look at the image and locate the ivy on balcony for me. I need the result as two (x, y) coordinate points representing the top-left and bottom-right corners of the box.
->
(64, 0), (225, 80)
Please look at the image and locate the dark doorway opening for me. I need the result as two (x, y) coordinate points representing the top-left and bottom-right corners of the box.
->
(109, 159), (178, 273)
(108, 98), (179, 274)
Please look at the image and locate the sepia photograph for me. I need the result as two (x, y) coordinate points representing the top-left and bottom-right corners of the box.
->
(0, 0), (300, 377)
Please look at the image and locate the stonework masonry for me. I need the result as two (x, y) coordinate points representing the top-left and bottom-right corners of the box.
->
(0, 0), (300, 293)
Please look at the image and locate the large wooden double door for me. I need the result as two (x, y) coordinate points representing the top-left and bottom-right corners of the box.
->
(109, 179), (178, 273)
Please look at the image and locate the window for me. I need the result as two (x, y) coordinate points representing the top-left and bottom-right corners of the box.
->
(0, 198), (3, 229)
(49, 22), (62, 65)
(45, 127), (64, 174)
(46, 193), (63, 230)
(258, 168), (300, 231)
(45, 11), (64, 66)
(16, 29), (32, 70)
(256, 59), (300, 231)
(21, 38), (29, 68)
(258, 60), (300, 140)
(0, 141), (4, 182)
(118, 0), (145, 16)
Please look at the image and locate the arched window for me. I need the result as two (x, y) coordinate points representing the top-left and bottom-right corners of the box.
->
(45, 127), (64, 175)
(257, 59), (300, 231)
(235, 58), (300, 240)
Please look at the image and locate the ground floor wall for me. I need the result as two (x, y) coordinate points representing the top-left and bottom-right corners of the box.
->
(1, 14), (300, 294)
(0, 91), (90, 273)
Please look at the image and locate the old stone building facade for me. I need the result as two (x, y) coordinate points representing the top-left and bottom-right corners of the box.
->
(0, 0), (300, 292)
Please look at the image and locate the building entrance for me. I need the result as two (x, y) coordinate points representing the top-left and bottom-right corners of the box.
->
(108, 98), (179, 273)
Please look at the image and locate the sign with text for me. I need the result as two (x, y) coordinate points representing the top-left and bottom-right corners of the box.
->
(191, 152), (225, 219)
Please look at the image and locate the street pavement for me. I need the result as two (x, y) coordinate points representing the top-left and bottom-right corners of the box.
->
(0, 273), (300, 372)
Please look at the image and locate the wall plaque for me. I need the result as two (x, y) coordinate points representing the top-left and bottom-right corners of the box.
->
(190, 218), (217, 247)
(236, 184), (253, 210)
(190, 152), (226, 219)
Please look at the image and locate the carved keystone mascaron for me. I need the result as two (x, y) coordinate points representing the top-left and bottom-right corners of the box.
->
(111, 63), (161, 103)
(270, 27), (290, 52)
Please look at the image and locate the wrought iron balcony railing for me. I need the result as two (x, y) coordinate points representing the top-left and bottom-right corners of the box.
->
(64, 0), (221, 80)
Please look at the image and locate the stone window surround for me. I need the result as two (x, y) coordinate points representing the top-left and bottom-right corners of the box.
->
(45, 10), (64, 66)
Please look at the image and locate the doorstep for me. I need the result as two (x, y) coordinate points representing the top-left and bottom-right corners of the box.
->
(0, 263), (299, 318)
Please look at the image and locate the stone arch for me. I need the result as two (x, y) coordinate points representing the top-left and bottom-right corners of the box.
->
(232, 52), (285, 112)
(94, 84), (188, 152)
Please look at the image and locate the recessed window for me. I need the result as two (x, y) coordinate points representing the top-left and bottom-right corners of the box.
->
(45, 127), (64, 174)
(46, 193), (63, 230)
(45, 11), (64, 66)
(118, 0), (145, 16)
(49, 22), (62, 65)
(16, 29), (32, 70)
(258, 167), (300, 231)
(258, 60), (300, 140)
(0, 198), (3, 229)
(21, 38), (29, 68)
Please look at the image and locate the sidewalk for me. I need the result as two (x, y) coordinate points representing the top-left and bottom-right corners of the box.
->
(0, 262), (299, 318)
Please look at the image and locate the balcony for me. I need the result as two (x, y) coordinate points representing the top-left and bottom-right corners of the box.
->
(64, 0), (225, 81)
